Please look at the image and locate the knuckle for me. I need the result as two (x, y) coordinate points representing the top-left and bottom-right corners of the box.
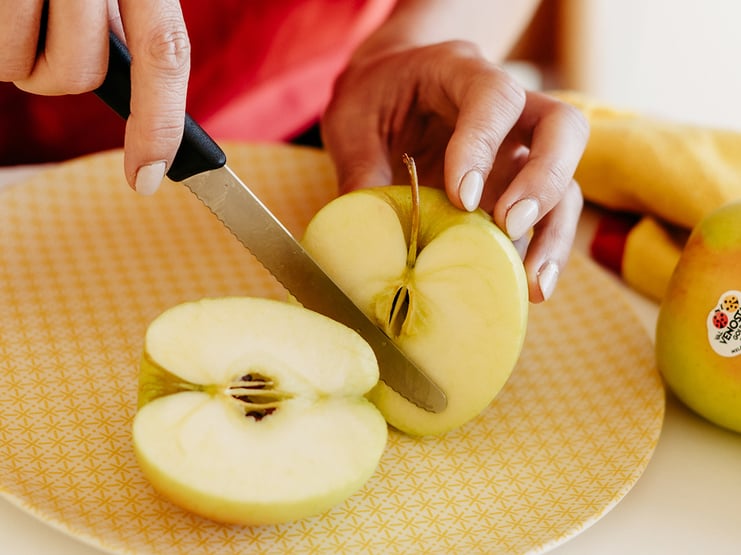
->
(559, 102), (591, 143)
(544, 158), (573, 194)
(527, 156), (577, 208)
(11, 46), (108, 94)
(62, 68), (107, 94)
(480, 72), (527, 143)
(142, 25), (190, 76)
(0, 33), (39, 81)
(0, 52), (36, 82)
(467, 131), (503, 165)
(41, 57), (107, 94)
(148, 116), (185, 144)
(441, 39), (485, 59)
(493, 68), (528, 108)
(130, 108), (185, 157)
(478, 65), (527, 108)
(0, 64), (32, 83)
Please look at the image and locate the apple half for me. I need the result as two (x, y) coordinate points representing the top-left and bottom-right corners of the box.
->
(301, 157), (529, 436)
(132, 297), (388, 525)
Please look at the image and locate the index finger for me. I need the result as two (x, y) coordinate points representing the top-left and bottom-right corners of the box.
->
(118, 0), (190, 194)
(441, 59), (527, 212)
(491, 91), (589, 235)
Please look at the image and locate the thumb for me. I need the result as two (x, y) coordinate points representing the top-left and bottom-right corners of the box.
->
(121, 6), (190, 195)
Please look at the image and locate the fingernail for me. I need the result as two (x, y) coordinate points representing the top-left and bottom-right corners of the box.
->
(505, 198), (539, 240)
(459, 170), (484, 212)
(512, 235), (530, 259)
(537, 261), (559, 301)
(134, 161), (166, 195)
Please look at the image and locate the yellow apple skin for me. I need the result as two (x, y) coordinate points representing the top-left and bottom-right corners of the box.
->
(301, 186), (529, 436)
(656, 200), (741, 433)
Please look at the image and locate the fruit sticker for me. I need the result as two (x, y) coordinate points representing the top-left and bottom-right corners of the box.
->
(707, 290), (741, 357)
(722, 295), (740, 312)
(712, 311), (729, 329)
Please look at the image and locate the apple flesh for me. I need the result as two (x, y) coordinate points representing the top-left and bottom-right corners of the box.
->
(301, 161), (529, 436)
(132, 297), (388, 525)
(656, 200), (741, 433)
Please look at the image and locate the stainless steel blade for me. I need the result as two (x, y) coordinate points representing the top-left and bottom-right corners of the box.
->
(92, 31), (444, 411)
(181, 165), (447, 413)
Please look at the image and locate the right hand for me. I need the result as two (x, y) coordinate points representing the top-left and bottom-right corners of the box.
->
(0, 0), (190, 194)
(322, 40), (589, 303)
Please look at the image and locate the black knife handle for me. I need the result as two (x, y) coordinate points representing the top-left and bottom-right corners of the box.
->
(94, 31), (226, 182)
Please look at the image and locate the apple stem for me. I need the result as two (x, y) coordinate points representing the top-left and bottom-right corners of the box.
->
(384, 154), (421, 339)
(402, 153), (420, 268)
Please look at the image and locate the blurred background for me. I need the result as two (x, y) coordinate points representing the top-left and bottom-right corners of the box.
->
(512, 0), (741, 129)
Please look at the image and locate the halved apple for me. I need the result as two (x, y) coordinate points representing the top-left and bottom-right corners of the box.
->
(301, 157), (529, 436)
(132, 296), (388, 525)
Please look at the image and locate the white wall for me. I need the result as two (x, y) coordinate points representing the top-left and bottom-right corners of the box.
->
(561, 0), (741, 129)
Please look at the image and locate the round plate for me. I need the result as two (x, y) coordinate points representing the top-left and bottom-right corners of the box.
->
(0, 144), (664, 555)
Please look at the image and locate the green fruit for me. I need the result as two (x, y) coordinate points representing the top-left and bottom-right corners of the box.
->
(133, 297), (388, 525)
(301, 158), (529, 436)
(656, 200), (741, 432)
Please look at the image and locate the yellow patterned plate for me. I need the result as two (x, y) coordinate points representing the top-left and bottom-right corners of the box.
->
(0, 144), (664, 555)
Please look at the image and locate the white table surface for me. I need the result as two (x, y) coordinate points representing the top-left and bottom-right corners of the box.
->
(1, 165), (739, 555)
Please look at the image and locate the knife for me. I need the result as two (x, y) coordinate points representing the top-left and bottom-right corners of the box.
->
(94, 32), (447, 413)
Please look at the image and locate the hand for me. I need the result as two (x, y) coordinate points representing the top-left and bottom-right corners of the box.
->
(321, 40), (589, 303)
(0, 0), (190, 194)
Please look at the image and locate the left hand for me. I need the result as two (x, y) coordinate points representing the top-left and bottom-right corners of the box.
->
(0, 0), (191, 194)
(321, 40), (589, 303)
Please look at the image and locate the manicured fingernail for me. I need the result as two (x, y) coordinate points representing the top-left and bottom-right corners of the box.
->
(505, 198), (539, 240)
(512, 235), (530, 259)
(459, 170), (484, 212)
(134, 161), (166, 195)
(537, 261), (559, 301)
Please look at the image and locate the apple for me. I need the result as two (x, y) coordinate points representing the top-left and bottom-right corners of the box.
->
(132, 296), (388, 525)
(656, 199), (741, 433)
(301, 155), (529, 436)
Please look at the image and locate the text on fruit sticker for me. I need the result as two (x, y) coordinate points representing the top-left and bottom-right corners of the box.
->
(707, 290), (741, 357)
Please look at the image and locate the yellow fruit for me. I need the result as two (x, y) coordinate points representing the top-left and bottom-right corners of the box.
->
(656, 200), (741, 432)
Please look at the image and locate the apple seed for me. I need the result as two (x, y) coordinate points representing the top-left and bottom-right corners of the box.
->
(387, 285), (412, 338)
(227, 372), (293, 420)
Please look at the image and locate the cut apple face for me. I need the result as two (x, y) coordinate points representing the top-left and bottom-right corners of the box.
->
(133, 297), (388, 526)
(301, 161), (529, 436)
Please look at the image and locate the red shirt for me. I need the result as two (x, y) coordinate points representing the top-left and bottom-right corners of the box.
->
(0, 0), (395, 165)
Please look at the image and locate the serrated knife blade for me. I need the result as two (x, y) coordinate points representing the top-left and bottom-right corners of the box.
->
(94, 32), (447, 413)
